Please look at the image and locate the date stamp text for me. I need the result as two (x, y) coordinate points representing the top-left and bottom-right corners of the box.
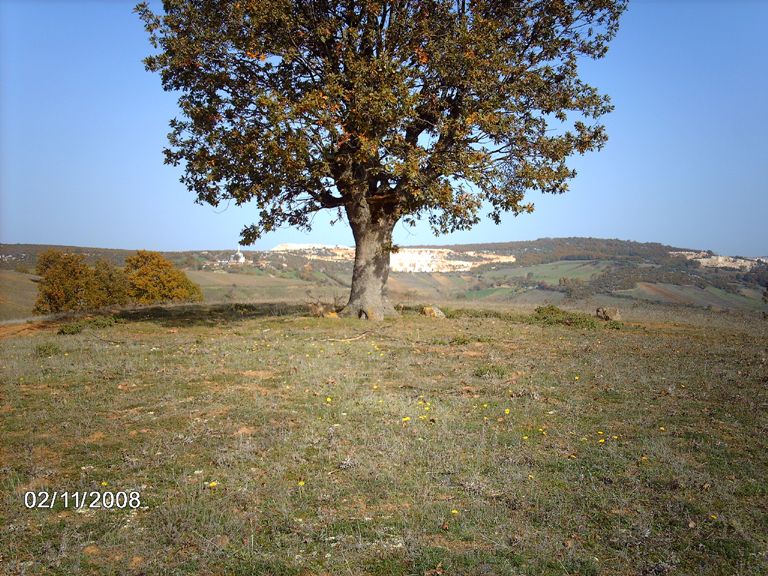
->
(23, 490), (142, 510)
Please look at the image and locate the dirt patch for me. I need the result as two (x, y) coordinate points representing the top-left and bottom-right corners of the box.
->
(461, 350), (484, 357)
(240, 370), (277, 379)
(0, 321), (57, 340)
(86, 431), (106, 443)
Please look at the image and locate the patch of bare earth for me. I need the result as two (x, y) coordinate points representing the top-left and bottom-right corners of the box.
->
(0, 321), (57, 340)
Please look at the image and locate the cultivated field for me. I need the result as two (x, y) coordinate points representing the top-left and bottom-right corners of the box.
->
(1, 303), (766, 575)
(0, 270), (39, 321)
(617, 283), (765, 311)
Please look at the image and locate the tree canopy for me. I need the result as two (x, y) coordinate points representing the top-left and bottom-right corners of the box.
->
(137, 0), (626, 318)
(124, 250), (203, 304)
(33, 249), (201, 314)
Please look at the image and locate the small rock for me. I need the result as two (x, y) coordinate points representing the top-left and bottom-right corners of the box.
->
(421, 306), (446, 319)
(596, 307), (621, 321)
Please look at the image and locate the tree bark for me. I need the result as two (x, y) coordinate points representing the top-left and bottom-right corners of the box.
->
(340, 203), (399, 320)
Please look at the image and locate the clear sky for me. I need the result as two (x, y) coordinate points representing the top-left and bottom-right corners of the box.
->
(1, 0), (766, 256)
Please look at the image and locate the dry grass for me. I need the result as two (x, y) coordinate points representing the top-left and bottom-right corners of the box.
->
(1, 304), (766, 575)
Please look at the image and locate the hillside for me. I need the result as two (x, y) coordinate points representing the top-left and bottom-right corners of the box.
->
(2, 239), (766, 321)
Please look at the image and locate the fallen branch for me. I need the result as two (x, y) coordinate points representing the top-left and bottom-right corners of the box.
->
(325, 331), (372, 342)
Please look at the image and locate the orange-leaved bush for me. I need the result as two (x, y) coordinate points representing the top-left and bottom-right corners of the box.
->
(33, 249), (201, 314)
(34, 250), (94, 314)
(124, 250), (202, 304)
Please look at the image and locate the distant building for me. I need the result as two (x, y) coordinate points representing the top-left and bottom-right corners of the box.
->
(271, 243), (343, 252)
(230, 249), (246, 264)
(266, 243), (515, 272)
(390, 249), (473, 273)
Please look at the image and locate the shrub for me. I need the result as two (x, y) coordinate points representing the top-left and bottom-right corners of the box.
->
(57, 323), (84, 335)
(33, 250), (94, 314)
(473, 364), (508, 378)
(34, 342), (62, 357)
(531, 305), (599, 329)
(57, 316), (119, 335)
(125, 250), (203, 305)
(87, 316), (118, 329)
(34, 251), (131, 314)
(34, 249), (201, 314)
(90, 259), (130, 307)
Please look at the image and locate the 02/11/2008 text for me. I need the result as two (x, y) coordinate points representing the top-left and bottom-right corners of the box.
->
(23, 490), (142, 510)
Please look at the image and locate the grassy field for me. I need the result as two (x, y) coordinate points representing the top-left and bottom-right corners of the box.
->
(485, 261), (613, 284)
(617, 283), (765, 311)
(0, 270), (39, 321)
(1, 303), (766, 575)
(185, 270), (330, 303)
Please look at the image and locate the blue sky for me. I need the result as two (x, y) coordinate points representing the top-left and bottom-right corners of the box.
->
(1, 1), (766, 256)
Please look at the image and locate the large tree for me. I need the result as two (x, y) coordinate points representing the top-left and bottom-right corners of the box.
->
(137, 0), (626, 319)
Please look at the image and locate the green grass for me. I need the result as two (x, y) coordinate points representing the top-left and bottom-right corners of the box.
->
(463, 286), (521, 300)
(1, 304), (767, 575)
(487, 260), (613, 284)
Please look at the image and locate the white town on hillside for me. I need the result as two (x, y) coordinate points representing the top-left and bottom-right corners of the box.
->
(270, 243), (517, 272)
(1, 245), (765, 274)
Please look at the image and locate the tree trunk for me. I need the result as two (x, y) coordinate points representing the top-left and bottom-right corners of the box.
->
(340, 207), (398, 320)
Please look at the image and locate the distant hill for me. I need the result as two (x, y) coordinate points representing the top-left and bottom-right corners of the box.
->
(410, 237), (695, 265)
(0, 237), (694, 269)
(1, 238), (766, 320)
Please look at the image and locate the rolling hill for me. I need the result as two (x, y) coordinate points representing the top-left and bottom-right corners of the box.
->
(1, 238), (766, 321)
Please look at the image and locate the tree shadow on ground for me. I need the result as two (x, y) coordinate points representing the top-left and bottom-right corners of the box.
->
(115, 302), (308, 328)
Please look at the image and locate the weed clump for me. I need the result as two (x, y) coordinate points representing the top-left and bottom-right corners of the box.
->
(34, 342), (62, 357)
(58, 316), (119, 335)
(473, 364), (507, 378)
(57, 323), (83, 335)
(531, 305), (598, 329)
